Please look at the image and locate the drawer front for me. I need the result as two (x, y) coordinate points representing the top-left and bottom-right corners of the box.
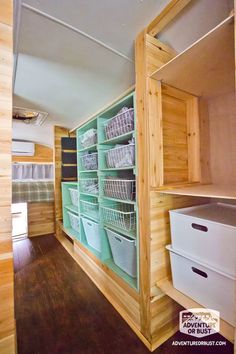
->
(170, 213), (236, 276)
(169, 251), (235, 326)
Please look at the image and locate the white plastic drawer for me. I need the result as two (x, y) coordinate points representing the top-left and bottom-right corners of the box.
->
(169, 203), (236, 276)
(106, 228), (137, 278)
(167, 245), (236, 326)
(81, 217), (101, 253)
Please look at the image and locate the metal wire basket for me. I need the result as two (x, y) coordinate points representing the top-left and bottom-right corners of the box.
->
(105, 144), (135, 168)
(104, 108), (134, 140)
(80, 199), (99, 219)
(80, 178), (99, 195)
(79, 128), (97, 148)
(80, 152), (98, 170)
(101, 204), (136, 231)
(101, 178), (135, 201)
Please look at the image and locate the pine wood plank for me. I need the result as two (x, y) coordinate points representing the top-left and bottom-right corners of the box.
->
(147, 0), (192, 37)
(157, 183), (236, 199)
(0, 3), (15, 350)
(28, 202), (55, 237)
(151, 15), (235, 97)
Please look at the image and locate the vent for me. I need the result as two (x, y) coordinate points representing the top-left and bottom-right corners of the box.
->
(13, 106), (48, 126)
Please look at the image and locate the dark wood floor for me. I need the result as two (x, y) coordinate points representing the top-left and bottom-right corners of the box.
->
(14, 235), (233, 354)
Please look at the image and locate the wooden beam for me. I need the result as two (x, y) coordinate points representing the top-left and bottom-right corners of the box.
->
(135, 30), (151, 341)
(147, 0), (192, 37)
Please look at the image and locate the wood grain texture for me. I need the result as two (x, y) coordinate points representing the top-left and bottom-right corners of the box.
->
(14, 234), (233, 354)
(28, 202), (55, 237)
(158, 84), (200, 187)
(0, 0), (13, 26)
(147, 0), (192, 36)
(135, 31), (176, 343)
(208, 92), (236, 185)
(12, 143), (53, 163)
(135, 30), (151, 341)
(0, 1), (15, 350)
(151, 15), (235, 97)
(149, 192), (208, 299)
(14, 235), (147, 353)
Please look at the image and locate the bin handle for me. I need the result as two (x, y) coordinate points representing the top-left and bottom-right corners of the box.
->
(191, 223), (208, 232)
(191, 267), (208, 278)
(115, 236), (122, 242)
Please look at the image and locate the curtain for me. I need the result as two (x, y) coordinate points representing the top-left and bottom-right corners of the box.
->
(12, 164), (53, 180)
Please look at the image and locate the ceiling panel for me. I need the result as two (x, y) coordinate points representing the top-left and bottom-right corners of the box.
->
(22, 0), (169, 58)
(14, 7), (134, 128)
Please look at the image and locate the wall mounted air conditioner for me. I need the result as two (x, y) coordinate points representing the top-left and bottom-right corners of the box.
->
(12, 141), (35, 156)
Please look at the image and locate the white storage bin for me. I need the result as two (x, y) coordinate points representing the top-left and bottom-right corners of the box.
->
(69, 188), (78, 207)
(81, 217), (101, 252)
(106, 228), (137, 278)
(167, 245), (236, 326)
(68, 211), (80, 233)
(169, 203), (236, 277)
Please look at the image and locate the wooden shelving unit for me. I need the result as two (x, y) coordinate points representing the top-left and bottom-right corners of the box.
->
(158, 184), (236, 199)
(156, 279), (235, 342)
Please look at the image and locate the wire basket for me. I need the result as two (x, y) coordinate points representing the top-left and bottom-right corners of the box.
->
(80, 152), (98, 170)
(80, 199), (99, 219)
(102, 178), (135, 201)
(68, 211), (80, 233)
(79, 128), (97, 148)
(68, 188), (78, 207)
(80, 178), (99, 195)
(105, 143), (135, 168)
(104, 108), (134, 140)
(101, 204), (136, 231)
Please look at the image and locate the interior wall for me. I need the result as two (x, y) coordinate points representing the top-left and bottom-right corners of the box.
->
(12, 121), (54, 147)
(208, 92), (236, 184)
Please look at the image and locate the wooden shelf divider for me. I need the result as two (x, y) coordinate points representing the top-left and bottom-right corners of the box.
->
(156, 183), (236, 199)
(156, 279), (235, 343)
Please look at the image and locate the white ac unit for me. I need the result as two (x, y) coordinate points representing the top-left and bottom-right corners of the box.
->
(12, 141), (35, 156)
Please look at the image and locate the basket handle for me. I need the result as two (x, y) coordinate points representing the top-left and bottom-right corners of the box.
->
(191, 267), (208, 278)
(191, 223), (208, 232)
(114, 236), (122, 243)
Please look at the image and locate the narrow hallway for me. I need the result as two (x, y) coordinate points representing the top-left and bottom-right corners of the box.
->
(13, 235), (233, 354)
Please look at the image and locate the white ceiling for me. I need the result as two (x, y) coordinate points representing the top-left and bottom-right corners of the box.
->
(13, 0), (234, 145)
(14, 0), (169, 133)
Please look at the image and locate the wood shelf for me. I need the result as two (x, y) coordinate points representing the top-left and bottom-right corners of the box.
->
(151, 15), (235, 97)
(157, 184), (236, 199)
(156, 279), (235, 343)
